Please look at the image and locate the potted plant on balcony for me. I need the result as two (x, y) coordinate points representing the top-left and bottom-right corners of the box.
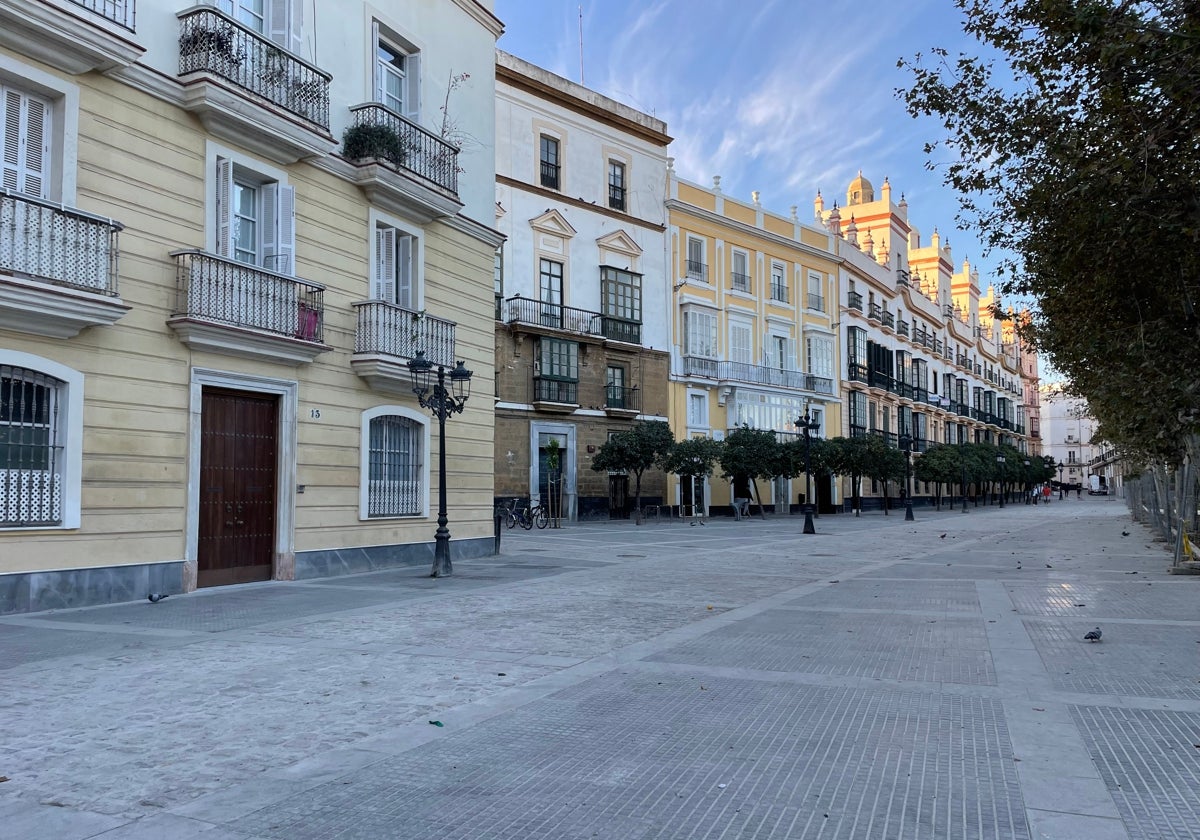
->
(342, 123), (409, 169)
(179, 23), (243, 69)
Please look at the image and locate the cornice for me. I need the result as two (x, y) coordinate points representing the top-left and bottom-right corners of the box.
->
(498, 175), (666, 232)
(667, 198), (840, 267)
(452, 0), (505, 38)
(442, 212), (506, 248)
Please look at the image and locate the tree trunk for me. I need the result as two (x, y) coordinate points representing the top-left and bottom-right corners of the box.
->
(633, 470), (644, 525)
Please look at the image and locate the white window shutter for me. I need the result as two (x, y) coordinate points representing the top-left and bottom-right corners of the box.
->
(405, 52), (420, 121)
(215, 157), (234, 257)
(289, 0), (304, 55)
(396, 233), (413, 309)
(371, 21), (382, 102)
(373, 226), (396, 302)
(260, 182), (278, 268)
(2, 89), (50, 198)
(2, 88), (24, 193)
(269, 0), (290, 48)
(785, 338), (797, 370)
(275, 184), (295, 275)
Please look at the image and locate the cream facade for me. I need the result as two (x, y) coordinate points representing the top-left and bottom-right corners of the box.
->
(0, 0), (503, 613)
(822, 173), (1032, 508)
(493, 50), (671, 520)
(667, 173), (843, 515)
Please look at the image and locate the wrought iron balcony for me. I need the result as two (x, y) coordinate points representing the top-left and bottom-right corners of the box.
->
(868, 302), (882, 321)
(849, 424), (869, 439)
(897, 320), (910, 337)
(770, 282), (789, 304)
(685, 259), (708, 282)
(351, 301), (456, 393)
(848, 291), (863, 311)
(731, 272), (751, 292)
(608, 183), (626, 211)
(848, 362), (869, 383)
(600, 316), (641, 344)
(683, 355), (719, 378)
(501, 295), (601, 336)
(716, 361), (834, 395)
(540, 161), (560, 190)
(347, 103), (459, 196)
(0, 0), (143, 74)
(69, 0), (135, 29)
(881, 310), (895, 329)
(171, 9), (334, 164)
(168, 250), (327, 364)
(534, 377), (577, 405)
(871, 429), (899, 448)
(605, 384), (640, 413)
(807, 293), (825, 312)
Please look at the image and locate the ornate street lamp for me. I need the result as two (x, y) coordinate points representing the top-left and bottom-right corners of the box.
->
(899, 432), (915, 521)
(795, 412), (820, 534)
(407, 351), (473, 578)
(996, 453), (1006, 508)
(1023, 458), (1032, 504)
(1057, 462), (1065, 500)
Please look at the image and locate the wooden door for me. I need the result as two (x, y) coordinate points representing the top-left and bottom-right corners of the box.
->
(607, 474), (629, 519)
(198, 388), (277, 587)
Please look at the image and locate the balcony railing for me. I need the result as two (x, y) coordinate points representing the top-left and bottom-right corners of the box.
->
(600, 316), (641, 344)
(685, 259), (708, 282)
(882, 310), (895, 329)
(178, 8), (330, 129)
(534, 377), (576, 404)
(70, 0), (135, 29)
(716, 361), (834, 394)
(731, 272), (751, 292)
(849, 424), (869, 438)
(540, 161), (560, 190)
(871, 429), (899, 449)
(848, 362), (869, 383)
(683, 355), (719, 378)
(807, 293), (825, 312)
(353, 301), (455, 368)
(608, 183), (625, 211)
(868, 302), (882, 321)
(171, 250), (324, 342)
(605, 384), (640, 412)
(897, 320), (910, 337)
(347, 104), (458, 195)
(1, 190), (122, 296)
(501, 295), (602, 336)
(770, 282), (789, 304)
(848, 291), (863, 311)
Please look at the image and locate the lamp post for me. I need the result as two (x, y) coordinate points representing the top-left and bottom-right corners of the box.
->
(1023, 458), (1031, 504)
(407, 351), (473, 578)
(1058, 462), (1065, 500)
(996, 454), (1006, 508)
(795, 412), (820, 534)
(899, 432), (915, 521)
(959, 435), (969, 513)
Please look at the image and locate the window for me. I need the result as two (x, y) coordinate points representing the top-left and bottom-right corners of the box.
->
(217, 0), (302, 51)
(899, 405), (913, 438)
(540, 135), (560, 189)
(366, 414), (423, 517)
(770, 262), (788, 303)
(806, 336), (834, 379)
(847, 327), (867, 367)
(807, 271), (825, 312)
(215, 156), (295, 274)
(848, 390), (867, 433)
(375, 37), (418, 118)
(688, 392), (708, 428)
(601, 266), (641, 322)
(809, 408), (823, 437)
(2, 85), (50, 198)
(768, 335), (795, 370)
(0, 354), (82, 530)
(731, 249), (750, 292)
(605, 365), (627, 407)
(683, 310), (717, 358)
(493, 245), (503, 316)
(538, 258), (563, 326)
(868, 400), (878, 431)
(882, 404), (891, 434)
(730, 322), (752, 364)
(536, 338), (578, 403)
(373, 224), (418, 309)
(608, 160), (625, 210)
(684, 236), (707, 281)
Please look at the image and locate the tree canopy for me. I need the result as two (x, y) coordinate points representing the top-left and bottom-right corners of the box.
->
(590, 421), (674, 522)
(898, 0), (1200, 463)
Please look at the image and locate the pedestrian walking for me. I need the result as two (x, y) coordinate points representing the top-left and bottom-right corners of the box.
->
(1042, 484), (1051, 504)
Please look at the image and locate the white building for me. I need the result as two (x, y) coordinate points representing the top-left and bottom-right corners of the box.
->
(1040, 385), (1119, 494)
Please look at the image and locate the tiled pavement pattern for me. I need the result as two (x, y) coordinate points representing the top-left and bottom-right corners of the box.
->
(1, 498), (1198, 839)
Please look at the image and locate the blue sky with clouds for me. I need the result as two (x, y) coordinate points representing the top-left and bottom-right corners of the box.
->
(493, 0), (998, 279)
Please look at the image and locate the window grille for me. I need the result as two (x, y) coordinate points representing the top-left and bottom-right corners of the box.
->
(1, 365), (63, 527)
(367, 414), (422, 517)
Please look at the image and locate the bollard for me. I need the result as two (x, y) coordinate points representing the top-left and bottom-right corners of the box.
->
(494, 513), (502, 554)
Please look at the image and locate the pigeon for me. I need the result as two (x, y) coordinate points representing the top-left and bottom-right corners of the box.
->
(1121, 530), (1130, 537)
(148, 593), (168, 603)
(1084, 627), (1102, 642)
(940, 533), (947, 539)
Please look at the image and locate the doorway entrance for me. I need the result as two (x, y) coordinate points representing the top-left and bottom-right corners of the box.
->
(198, 387), (278, 587)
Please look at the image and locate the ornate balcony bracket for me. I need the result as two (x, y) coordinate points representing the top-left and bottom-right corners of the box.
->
(0, 0), (144, 75)
(168, 317), (329, 365)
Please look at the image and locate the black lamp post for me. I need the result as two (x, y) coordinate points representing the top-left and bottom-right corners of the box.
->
(1058, 462), (1065, 500)
(959, 435), (969, 513)
(1023, 458), (1031, 504)
(407, 351), (473, 578)
(899, 432), (915, 521)
(996, 454), (1006, 508)
(796, 412), (820, 534)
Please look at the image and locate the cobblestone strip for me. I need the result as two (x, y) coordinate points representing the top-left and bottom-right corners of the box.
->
(976, 579), (1130, 839)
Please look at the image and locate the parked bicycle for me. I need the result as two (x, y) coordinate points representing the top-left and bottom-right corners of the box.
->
(495, 498), (549, 530)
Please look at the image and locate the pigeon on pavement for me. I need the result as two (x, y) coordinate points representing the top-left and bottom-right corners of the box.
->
(148, 593), (168, 603)
(1084, 627), (1102, 642)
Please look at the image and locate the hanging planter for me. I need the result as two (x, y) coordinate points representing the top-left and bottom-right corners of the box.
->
(342, 123), (409, 168)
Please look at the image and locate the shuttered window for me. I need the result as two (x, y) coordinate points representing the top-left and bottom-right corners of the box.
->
(683, 310), (717, 358)
(215, 157), (295, 275)
(2, 86), (50, 198)
(730, 322), (752, 364)
(1, 366), (63, 527)
(373, 225), (416, 309)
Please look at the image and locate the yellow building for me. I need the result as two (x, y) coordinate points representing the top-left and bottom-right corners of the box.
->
(666, 170), (842, 515)
(0, 0), (502, 612)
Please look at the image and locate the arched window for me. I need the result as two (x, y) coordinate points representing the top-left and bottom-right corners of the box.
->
(1, 356), (81, 528)
(361, 407), (428, 519)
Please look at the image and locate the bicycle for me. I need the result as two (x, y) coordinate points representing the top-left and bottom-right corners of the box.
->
(495, 498), (520, 530)
(513, 499), (550, 530)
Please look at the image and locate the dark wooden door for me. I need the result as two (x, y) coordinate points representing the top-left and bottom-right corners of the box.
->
(608, 474), (629, 519)
(198, 388), (277, 587)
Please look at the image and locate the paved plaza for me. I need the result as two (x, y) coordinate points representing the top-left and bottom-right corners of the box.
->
(2, 497), (1198, 839)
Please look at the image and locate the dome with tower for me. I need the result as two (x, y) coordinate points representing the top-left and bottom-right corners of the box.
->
(847, 171), (874, 206)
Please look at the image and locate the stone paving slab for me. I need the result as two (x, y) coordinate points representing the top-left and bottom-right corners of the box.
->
(647, 608), (997, 685)
(784, 579), (982, 613)
(0, 622), (167, 671)
(230, 671), (1029, 840)
(1069, 706), (1200, 840)
(1005, 580), (1198, 621)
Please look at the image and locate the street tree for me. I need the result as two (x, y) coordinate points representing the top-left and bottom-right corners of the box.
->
(590, 421), (674, 524)
(914, 443), (962, 510)
(719, 426), (781, 518)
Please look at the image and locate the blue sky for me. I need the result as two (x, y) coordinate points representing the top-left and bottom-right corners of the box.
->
(493, 0), (999, 282)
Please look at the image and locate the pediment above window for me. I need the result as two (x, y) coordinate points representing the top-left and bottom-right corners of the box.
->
(595, 230), (642, 260)
(528, 208), (577, 239)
